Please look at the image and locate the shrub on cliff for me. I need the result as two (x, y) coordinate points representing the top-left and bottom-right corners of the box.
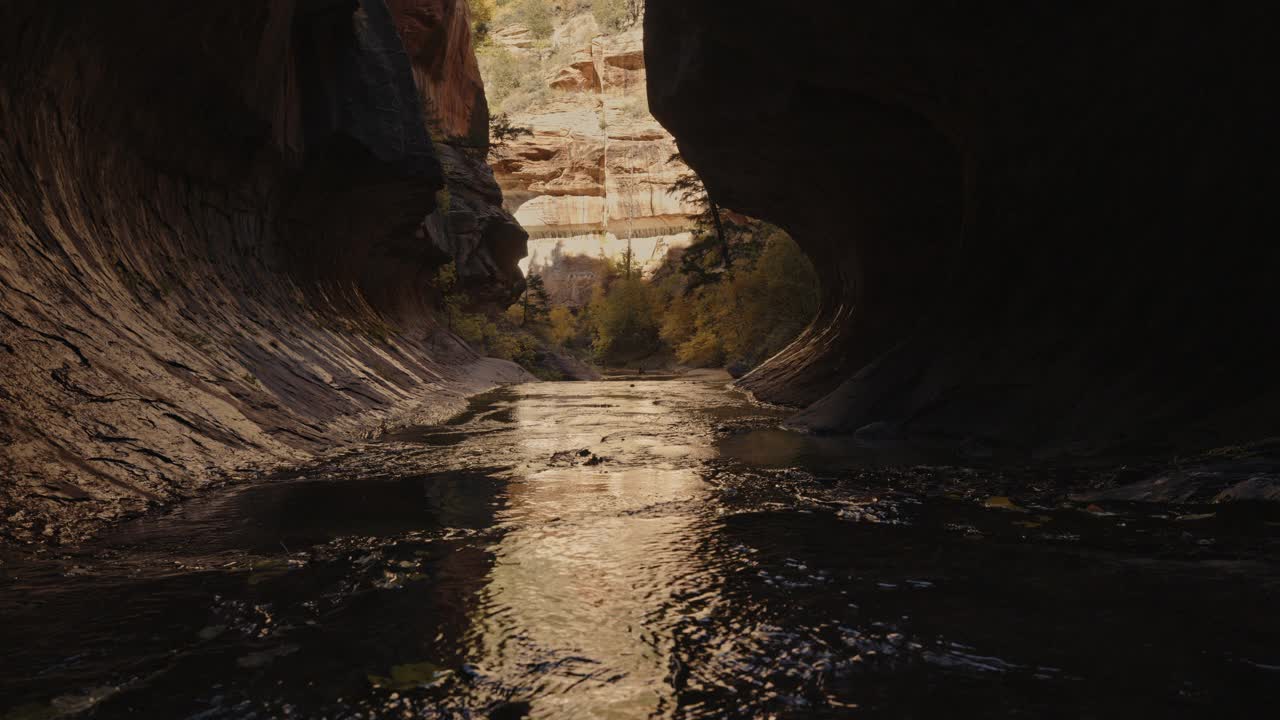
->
(470, 0), (496, 44)
(591, 0), (644, 30)
(489, 113), (533, 153)
(515, 0), (553, 38)
(479, 46), (551, 115)
(478, 46), (522, 107)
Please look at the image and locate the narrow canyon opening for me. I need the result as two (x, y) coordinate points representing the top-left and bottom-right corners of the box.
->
(469, 1), (827, 389)
(1, 1), (1278, 717)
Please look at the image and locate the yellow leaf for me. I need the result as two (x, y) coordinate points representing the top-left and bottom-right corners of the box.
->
(368, 661), (452, 691)
(983, 496), (1026, 512)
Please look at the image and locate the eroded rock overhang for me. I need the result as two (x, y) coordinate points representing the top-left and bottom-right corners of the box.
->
(0, 0), (527, 542)
(645, 1), (1279, 456)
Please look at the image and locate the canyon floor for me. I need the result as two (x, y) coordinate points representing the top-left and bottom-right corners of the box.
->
(2, 378), (1278, 718)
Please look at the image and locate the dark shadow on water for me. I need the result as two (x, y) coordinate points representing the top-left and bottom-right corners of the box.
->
(0, 470), (509, 718)
(102, 470), (508, 556)
(715, 427), (957, 470)
(666, 508), (1280, 718)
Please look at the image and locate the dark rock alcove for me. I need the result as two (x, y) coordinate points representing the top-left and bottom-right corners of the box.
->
(646, 1), (1279, 457)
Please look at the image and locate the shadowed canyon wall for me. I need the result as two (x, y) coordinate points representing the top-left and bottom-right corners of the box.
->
(0, 0), (527, 544)
(647, 2), (1279, 456)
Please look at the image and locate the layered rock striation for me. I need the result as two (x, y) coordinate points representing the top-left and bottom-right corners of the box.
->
(647, 1), (1280, 457)
(487, 16), (700, 278)
(0, 0), (527, 544)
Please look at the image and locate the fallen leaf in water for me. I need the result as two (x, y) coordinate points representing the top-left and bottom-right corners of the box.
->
(1014, 513), (1053, 529)
(368, 661), (453, 691)
(245, 557), (291, 585)
(983, 496), (1026, 512)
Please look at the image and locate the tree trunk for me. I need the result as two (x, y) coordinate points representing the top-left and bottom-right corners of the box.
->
(710, 199), (730, 268)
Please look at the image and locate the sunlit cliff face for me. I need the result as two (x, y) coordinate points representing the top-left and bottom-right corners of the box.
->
(480, 9), (700, 279)
(517, 233), (690, 278)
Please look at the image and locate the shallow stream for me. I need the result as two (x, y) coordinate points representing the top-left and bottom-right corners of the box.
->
(3, 379), (1278, 718)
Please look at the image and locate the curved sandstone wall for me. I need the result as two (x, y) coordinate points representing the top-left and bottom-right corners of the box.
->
(647, 2), (1279, 457)
(0, 0), (527, 543)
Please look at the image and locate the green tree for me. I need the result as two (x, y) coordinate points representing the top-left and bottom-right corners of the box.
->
(620, 240), (637, 280)
(522, 272), (552, 326)
(435, 261), (468, 332)
(490, 112), (533, 152)
(657, 225), (819, 371)
(590, 276), (660, 365)
(668, 153), (749, 281)
(484, 112), (535, 163)
(658, 277), (695, 347)
(548, 305), (577, 346)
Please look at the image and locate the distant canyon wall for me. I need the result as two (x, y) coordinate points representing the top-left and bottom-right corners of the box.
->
(485, 14), (699, 277)
(0, 0), (527, 544)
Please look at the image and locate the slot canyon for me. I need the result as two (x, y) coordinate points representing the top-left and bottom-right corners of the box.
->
(1, 1), (1277, 717)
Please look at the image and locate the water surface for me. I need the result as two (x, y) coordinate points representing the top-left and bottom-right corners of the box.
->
(2, 379), (1278, 718)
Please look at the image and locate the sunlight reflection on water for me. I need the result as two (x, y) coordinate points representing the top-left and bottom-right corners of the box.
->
(470, 384), (720, 718)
